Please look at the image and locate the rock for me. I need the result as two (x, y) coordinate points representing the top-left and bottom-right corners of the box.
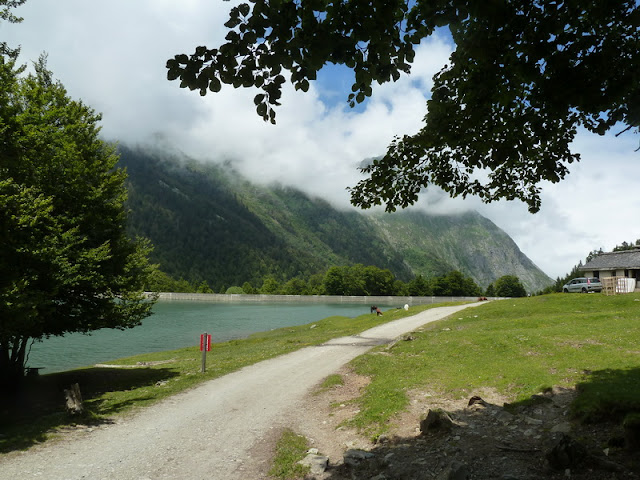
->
(551, 422), (571, 434)
(496, 410), (515, 424)
(370, 474), (388, 480)
(343, 448), (374, 466)
(420, 408), (455, 434)
(545, 435), (588, 470)
(467, 396), (487, 407)
(546, 434), (625, 474)
(436, 460), (469, 480)
(523, 416), (543, 425)
(298, 453), (329, 475)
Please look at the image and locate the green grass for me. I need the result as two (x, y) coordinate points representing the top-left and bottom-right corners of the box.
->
(314, 374), (345, 395)
(0, 303), (451, 453)
(268, 429), (310, 479)
(347, 293), (640, 439)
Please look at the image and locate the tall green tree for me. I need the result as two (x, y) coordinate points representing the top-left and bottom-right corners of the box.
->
(407, 274), (432, 296)
(323, 264), (396, 296)
(323, 266), (347, 296)
(168, 1), (639, 213)
(260, 275), (282, 294)
(0, 54), (155, 385)
(362, 265), (395, 296)
(493, 275), (527, 298)
(281, 277), (308, 295)
(433, 270), (481, 296)
(241, 281), (256, 294)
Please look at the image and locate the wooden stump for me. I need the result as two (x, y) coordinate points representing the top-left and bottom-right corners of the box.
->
(64, 383), (84, 415)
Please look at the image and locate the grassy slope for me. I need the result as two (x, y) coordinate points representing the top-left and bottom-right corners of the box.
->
(349, 293), (640, 437)
(3, 294), (639, 453)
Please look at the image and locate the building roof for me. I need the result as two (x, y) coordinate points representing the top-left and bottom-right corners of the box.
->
(581, 248), (640, 271)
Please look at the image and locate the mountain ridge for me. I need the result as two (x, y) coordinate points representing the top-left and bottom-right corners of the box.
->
(118, 145), (552, 293)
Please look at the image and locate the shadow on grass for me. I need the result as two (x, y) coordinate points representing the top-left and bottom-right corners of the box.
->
(319, 379), (640, 480)
(571, 367), (640, 423)
(0, 366), (178, 453)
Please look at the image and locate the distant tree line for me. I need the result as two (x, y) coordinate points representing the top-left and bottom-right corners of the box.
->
(145, 264), (528, 298)
(613, 239), (640, 252)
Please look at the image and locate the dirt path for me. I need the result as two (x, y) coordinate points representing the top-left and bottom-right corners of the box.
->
(0, 303), (481, 480)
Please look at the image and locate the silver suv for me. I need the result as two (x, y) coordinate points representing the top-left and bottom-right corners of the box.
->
(562, 277), (602, 293)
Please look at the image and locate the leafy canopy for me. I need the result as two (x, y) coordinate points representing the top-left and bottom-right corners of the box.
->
(0, 55), (155, 382)
(167, 0), (639, 213)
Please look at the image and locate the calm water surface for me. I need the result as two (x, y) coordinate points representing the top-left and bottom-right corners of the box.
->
(27, 302), (375, 373)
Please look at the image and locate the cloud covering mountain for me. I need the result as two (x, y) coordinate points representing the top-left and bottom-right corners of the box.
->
(4, 0), (640, 278)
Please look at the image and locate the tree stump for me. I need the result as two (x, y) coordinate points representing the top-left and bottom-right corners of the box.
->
(64, 383), (84, 415)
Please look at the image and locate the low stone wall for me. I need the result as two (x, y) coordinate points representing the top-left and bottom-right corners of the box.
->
(151, 292), (486, 306)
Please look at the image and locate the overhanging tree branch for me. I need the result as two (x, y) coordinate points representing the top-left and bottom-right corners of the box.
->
(168, 0), (640, 213)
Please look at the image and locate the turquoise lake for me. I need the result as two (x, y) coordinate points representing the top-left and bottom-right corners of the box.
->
(26, 301), (378, 374)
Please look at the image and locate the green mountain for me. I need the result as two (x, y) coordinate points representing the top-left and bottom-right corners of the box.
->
(119, 145), (552, 293)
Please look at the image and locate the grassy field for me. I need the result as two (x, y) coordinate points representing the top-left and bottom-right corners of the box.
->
(348, 292), (640, 438)
(2, 293), (640, 461)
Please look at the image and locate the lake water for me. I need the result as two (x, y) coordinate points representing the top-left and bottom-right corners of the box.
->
(26, 302), (375, 374)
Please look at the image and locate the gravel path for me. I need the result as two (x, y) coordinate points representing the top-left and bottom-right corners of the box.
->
(0, 303), (480, 480)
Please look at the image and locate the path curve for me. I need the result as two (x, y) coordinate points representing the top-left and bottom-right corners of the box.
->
(0, 303), (481, 480)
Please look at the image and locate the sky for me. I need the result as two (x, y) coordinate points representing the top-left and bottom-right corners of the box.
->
(3, 0), (640, 280)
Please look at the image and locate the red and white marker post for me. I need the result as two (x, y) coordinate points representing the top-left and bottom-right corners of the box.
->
(200, 333), (211, 373)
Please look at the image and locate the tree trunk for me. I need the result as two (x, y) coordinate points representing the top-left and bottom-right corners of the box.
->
(0, 336), (30, 389)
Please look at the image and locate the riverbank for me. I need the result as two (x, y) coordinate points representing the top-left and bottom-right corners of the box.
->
(26, 302), (393, 374)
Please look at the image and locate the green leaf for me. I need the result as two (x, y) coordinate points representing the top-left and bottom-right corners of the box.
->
(256, 102), (267, 118)
(238, 3), (250, 16)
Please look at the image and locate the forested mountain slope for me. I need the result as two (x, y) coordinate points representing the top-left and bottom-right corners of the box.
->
(371, 211), (551, 293)
(119, 145), (552, 292)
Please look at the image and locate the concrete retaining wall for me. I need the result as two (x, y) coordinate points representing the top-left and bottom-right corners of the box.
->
(151, 292), (487, 306)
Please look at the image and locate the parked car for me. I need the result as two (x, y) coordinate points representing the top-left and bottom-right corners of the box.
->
(562, 277), (603, 293)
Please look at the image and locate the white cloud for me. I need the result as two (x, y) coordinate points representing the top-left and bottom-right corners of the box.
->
(4, 0), (639, 280)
